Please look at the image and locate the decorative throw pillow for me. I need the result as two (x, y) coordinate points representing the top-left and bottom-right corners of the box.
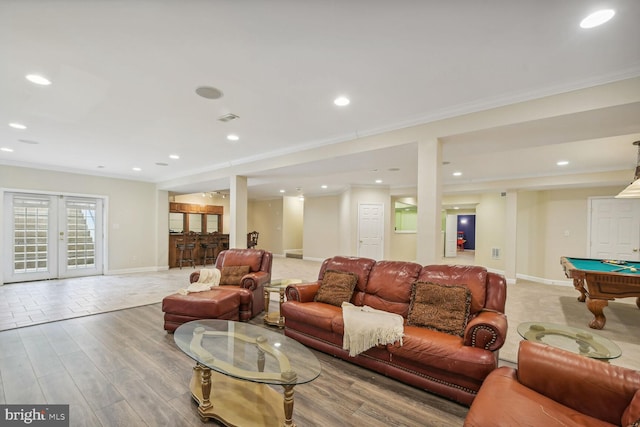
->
(314, 270), (358, 307)
(220, 265), (250, 285)
(407, 281), (472, 337)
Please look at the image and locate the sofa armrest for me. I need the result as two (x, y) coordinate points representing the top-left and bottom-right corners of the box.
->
(240, 271), (270, 291)
(285, 282), (321, 302)
(517, 341), (640, 425)
(463, 310), (508, 351)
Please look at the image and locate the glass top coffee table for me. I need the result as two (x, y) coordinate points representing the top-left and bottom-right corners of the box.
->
(517, 321), (622, 361)
(174, 319), (321, 426)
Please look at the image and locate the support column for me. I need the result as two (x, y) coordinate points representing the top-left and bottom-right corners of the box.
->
(504, 190), (517, 284)
(416, 138), (442, 265)
(230, 175), (248, 249)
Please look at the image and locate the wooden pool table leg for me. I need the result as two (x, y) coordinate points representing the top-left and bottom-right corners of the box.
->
(573, 278), (587, 302)
(586, 297), (608, 329)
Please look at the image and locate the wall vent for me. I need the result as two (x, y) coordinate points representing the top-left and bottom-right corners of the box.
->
(491, 247), (501, 259)
(218, 113), (239, 122)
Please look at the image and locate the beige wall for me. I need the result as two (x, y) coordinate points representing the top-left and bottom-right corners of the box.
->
(303, 195), (340, 260)
(474, 192), (507, 271)
(282, 196), (304, 253)
(248, 199), (283, 254)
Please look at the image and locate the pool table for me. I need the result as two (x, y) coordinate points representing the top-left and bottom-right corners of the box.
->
(560, 256), (640, 329)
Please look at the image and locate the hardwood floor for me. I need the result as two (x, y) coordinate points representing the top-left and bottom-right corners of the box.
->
(0, 303), (468, 427)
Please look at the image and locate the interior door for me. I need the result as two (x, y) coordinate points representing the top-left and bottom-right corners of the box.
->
(444, 214), (458, 257)
(3, 193), (104, 283)
(589, 197), (640, 260)
(358, 203), (384, 260)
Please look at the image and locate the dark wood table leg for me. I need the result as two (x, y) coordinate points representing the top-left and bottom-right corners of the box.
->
(586, 297), (608, 330)
(573, 277), (587, 302)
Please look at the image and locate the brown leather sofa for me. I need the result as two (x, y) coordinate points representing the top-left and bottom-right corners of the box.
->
(281, 256), (508, 406)
(162, 249), (272, 331)
(465, 340), (640, 426)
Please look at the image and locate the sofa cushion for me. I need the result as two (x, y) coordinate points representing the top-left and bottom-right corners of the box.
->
(220, 265), (250, 285)
(407, 281), (471, 336)
(315, 270), (358, 306)
(465, 367), (613, 427)
(360, 260), (422, 316)
(221, 249), (264, 272)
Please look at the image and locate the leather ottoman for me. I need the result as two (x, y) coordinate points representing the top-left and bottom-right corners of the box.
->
(162, 288), (242, 332)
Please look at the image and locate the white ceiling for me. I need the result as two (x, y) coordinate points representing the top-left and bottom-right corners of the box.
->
(1, 1), (640, 200)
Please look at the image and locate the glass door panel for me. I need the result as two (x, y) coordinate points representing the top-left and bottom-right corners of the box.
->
(3, 193), (104, 283)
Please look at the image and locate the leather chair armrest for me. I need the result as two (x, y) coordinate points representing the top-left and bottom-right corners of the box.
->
(240, 271), (270, 291)
(463, 310), (508, 351)
(517, 341), (640, 424)
(285, 282), (321, 302)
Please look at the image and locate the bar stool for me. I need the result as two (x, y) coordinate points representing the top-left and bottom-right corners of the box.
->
(200, 232), (218, 266)
(247, 230), (259, 249)
(176, 232), (197, 269)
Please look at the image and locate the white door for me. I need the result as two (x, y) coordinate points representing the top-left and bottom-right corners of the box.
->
(3, 193), (104, 283)
(358, 203), (384, 260)
(444, 214), (458, 257)
(589, 197), (640, 261)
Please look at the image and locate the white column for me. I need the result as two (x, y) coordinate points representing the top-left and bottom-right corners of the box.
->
(505, 190), (518, 283)
(416, 138), (442, 265)
(230, 175), (248, 248)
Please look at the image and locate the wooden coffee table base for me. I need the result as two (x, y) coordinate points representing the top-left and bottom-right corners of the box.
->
(190, 364), (296, 427)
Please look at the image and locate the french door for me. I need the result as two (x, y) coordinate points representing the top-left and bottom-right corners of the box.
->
(3, 193), (104, 283)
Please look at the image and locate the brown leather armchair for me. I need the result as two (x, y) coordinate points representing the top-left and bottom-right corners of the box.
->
(465, 340), (640, 426)
(191, 248), (272, 319)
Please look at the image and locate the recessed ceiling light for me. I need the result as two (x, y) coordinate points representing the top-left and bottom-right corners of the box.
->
(97, 165), (105, 168)
(453, 206), (460, 210)
(334, 96), (350, 106)
(1, 147), (14, 152)
(195, 86), (223, 99)
(9, 123), (26, 130)
(155, 162), (169, 166)
(227, 134), (239, 141)
(298, 196), (304, 201)
(25, 74), (52, 85)
(375, 179), (383, 184)
(453, 171), (462, 176)
(580, 9), (615, 28)
(279, 189), (285, 193)
(169, 154), (180, 160)
(557, 160), (569, 166)
(132, 167), (142, 172)
(388, 167), (400, 172)
(321, 185), (328, 189)
(18, 139), (39, 145)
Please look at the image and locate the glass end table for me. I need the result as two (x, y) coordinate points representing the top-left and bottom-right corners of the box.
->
(517, 321), (622, 361)
(264, 279), (302, 327)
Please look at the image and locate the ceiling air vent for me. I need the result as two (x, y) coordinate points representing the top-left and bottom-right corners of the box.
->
(218, 113), (239, 122)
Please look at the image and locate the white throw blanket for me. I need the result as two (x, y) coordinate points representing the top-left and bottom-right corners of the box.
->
(341, 302), (404, 357)
(177, 268), (221, 295)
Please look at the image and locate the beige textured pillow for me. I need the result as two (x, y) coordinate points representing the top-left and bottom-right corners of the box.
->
(314, 270), (358, 307)
(407, 282), (471, 337)
(220, 265), (250, 285)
